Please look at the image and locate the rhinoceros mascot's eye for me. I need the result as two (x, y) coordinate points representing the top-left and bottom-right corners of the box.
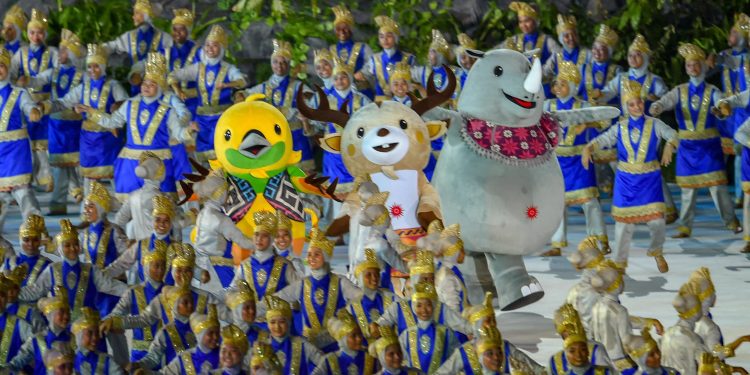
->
(494, 66), (504, 77)
(274, 124), (282, 135)
(399, 119), (408, 129)
(357, 127), (365, 138)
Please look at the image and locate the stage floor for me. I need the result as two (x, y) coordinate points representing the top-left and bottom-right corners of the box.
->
(6, 183), (749, 368)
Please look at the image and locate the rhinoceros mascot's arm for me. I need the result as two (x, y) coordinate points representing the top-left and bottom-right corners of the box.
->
(431, 48), (619, 310)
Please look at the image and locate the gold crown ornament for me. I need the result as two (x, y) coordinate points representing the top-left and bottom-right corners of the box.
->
(141, 240), (167, 265)
(678, 43), (706, 62)
(626, 328), (659, 359)
(553, 304), (586, 340)
(86, 43), (108, 66)
(628, 34), (651, 55)
(674, 282), (702, 320)
(164, 285), (193, 310)
(374, 15), (399, 35)
(265, 295), (293, 320)
(389, 60), (412, 84)
(354, 248), (381, 277)
(0, 47), (10, 68)
(688, 267), (715, 303)
(133, 0), (154, 18)
(0, 275), (11, 291)
(332, 4), (354, 27)
(476, 325), (503, 354)
(59, 29), (84, 58)
(332, 56), (354, 77)
(556, 14), (577, 36)
(411, 281), (438, 303)
(172, 8), (194, 28)
(250, 341), (282, 369)
(276, 210), (292, 232)
(43, 345), (74, 370)
(72, 307), (101, 334)
(271, 39), (293, 61)
(86, 180), (112, 211)
(456, 33), (477, 52)
(3, 264), (28, 287)
(430, 29), (452, 60)
(226, 280), (256, 309)
(304, 208), (335, 258)
(170, 243), (196, 268)
(370, 326), (400, 357)
(19, 214), (47, 238)
(733, 13), (750, 39)
(55, 219), (79, 244)
(440, 223), (463, 257)
(594, 24), (618, 48)
(314, 48), (334, 65)
(206, 25), (228, 49)
(221, 324), (249, 353)
(3, 5), (27, 31)
(190, 304), (220, 334)
(152, 194), (176, 220)
(463, 292), (495, 325)
(509, 2), (538, 19)
(327, 309), (360, 341)
(621, 80), (644, 103)
(568, 236), (605, 270)
(27, 8), (48, 32)
(556, 60), (582, 85)
(253, 210), (278, 235)
(409, 250), (435, 277)
(38, 286), (70, 315)
(144, 52), (168, 89)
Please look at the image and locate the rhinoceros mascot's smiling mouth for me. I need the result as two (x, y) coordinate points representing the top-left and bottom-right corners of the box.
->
(429, 49), (620, 310)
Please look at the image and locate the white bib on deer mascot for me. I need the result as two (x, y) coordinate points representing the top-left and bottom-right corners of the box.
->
(431, 49), (619, 310)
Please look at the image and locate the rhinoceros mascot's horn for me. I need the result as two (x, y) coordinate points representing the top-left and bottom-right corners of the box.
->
(429, 49), (620, 310)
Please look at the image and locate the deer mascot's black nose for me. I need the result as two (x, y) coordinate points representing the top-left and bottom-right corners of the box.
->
(377, 128), (390, 137)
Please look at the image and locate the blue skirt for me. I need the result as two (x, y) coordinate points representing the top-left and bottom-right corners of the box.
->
(27, 115), (48, 141)
(0, 138), (33, 188)
(195, 114), (219, 157)
(675, 137), (726, 188)
(48, 116), (82, 166)
(322, 151), (353, 190)
(170, 143), (191, 181)
(558, 153), (598, 204)
(741, 148), (750, 193)
(292, 128), (313, 164)
(114, 155), (176, 194)
(79, 129), (123, 178)
(612, 167), (665, 223)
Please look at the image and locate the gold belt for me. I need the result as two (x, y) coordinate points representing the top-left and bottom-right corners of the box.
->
(612, 357), (636, 371)
(209, 256), (235, 267)
(0, 128), (28, 142)
(182, 88), (198, 98)
(131, 339), (151, 351)
(119, 147), (172, 160)
(82, 120), (110, 133)
(555, 145), (586, 156)
(617, 160), (660, 174)
(28, 92), (50, 102)
(678, 128), (720, 140)
(196, 104), (230, 116)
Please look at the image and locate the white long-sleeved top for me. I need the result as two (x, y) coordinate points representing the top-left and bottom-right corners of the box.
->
(566, 272), (601, 339)
(542, 47), (591, 82)
(6, 326), (65, 371)
(193, 200), (255, 260)
(722, 88), (750, 110)
(53, 76), (128, 111)
(18, 260), (128, 303)
(162, 346), (217, 375)
(592, 116), (678, 150)
(661, 320), (707, 375)
(111, 180), (162, 241)
(590, 293), (634, 361)
(11, 45), (59, 81)
(93, 94), (191, 143)
(230, 248), (301, 297)
(694, 315), (729, 359)
(74, 349), (125, 375)
(435, 263), (465, 313)
(600, 71), (669, 105)
(104, 24), (173, 61)
(0, 81), (41, 119)
(108, 279), (164, 318)
(103, 235), (171, 279)
(650, 80), (723, 116)
(109, 285), (219, 328)
(375, 299), (472, 335)
(135, 317), (194, 370)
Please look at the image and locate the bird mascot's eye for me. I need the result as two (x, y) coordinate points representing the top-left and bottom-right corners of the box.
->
(494, 66), (504, 77)
(357, 127), (365, 138)
(224, 129), (231, 141)
(399, 119), (408, 129)
(274, 124), (282, 135)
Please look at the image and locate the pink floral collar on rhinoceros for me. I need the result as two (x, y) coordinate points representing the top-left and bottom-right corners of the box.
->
(460, 112), (559, 166)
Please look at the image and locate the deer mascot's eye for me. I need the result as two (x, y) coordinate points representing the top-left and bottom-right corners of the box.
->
(357, 127), (365, 138)
(224, 129), (231, 141)
(399, 119), (408, 130)
(494, 66), (504, 77)
(274, 124), (282, 135)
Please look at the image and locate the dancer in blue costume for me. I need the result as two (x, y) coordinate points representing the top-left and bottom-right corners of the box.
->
(80, 182), (127, 283)
(429, 223), (470, 314)
(104, 0), (171, 96)
(312, 310), (378, 375)
(243, 39), (316, 171)
(436, 325), (530, 375)
(0, 47), (43, 234)
(26, 29), (85, 215)
(363, 15), (415, 103)
(453, 33), (478, 99)
(273, 210), (304, 276)
(583, 80), (678, 273)
(163, 306), (221, 374)
(545, 62), (608, 257)
(329, 5), (373, 99)
(107, 243), (167, 362)
(650, 43), (739, 239)
(314, 48), (335, 93)
(549, 318), (613, 375)
(0, 276), (34, 371)
(264, 295), (325, 373)
(1, 215), (51, 286)
(369, 326), (423, 375)
(11, 9), (57, 191)
(346, 249), (396, 346)
(54, 43), (128, 194)
(548, 304), (614, 375)
(226, 281), (269, 351)
(543, 15), (589, 86)
(170, 25), (244, 163)
(71, 308), (123, 375)
(3, 265), (47, 332)
(622, 331), (681, 375)
(213, 325), (251, 375)
(2, 5), (26, 55)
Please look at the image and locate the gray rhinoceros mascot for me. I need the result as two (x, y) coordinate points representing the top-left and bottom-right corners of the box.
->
(431, 48), (620, 310)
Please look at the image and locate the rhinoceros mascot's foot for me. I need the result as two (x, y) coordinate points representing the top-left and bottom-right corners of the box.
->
(461, 251), (544, 310)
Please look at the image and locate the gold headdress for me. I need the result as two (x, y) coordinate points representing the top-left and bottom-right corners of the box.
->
(590, 261), (624, 294)
(55, 219), (78, 244)
(370, 326), (400, 357)
(3, 264), (28, 287)
(152, 194), (176, 220)
(276, 210), (292, 232)
(144, 52), (168, 89)
(305, 208), (335, 258)
(440, 223), (463, 257)
(374, 15), (399, 35)
(314, 48), (334, 65)
(226, 280), (256, 309)
(674, 282), (702, 320)
(72, 307), (101, 334)
(476, 325), (504, 354)
(86, 43), (108, 66)
(86, 180), (111, 211)
(628, 34), (651, 55)
(409, 250), (435, 277)
(3, 5), (27, 31)
(172, 8), (194, 28)
(171, 243), (196, 268)
(221, 324), (249, 353)
(463, 292), (495, 325)
(411, 281), (438, 303)
(19, 214), (46, 238)
(0, 275), (11, 291)
(271, 39), (293, 61)
(594, 24), (618, 48)
(253, 210), (278, 235)
(141, 240), (167, 265)
(678, 43), (706, 62)
(556, 60), (582, 85)
(509, 2), (538, 19)
(332, 4), (354, 27)
(688, 267), (715, 303)
(0, 47), (10, 68)
(389, 60), (411, 84)
(332, 56), (354, 76)
(265, 295), (292, 320)
(165, 285), (192, 310)
(327, 309), (360, 341)
(250, 341), (282, 369)
(456, 33), (477, 54)
(553, 303), (587, 348)
(27, 8), (47, 32)
(133, 0), (154, 18)
(569, 236), (605, 270)
(190, 304), (220, 335)
(39, 286), (70, 315)
(626, 329), (658, 360)
(60, 29), (84, 58)
(43, 344), (74, 370)
(430, 29), (452, 60)
(355, 248), (381, 277)
(732, 13), (750, 39)
(556, 14), (577, 36)
(206, 25), (228, 49)
(621, 80), (644, 103)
